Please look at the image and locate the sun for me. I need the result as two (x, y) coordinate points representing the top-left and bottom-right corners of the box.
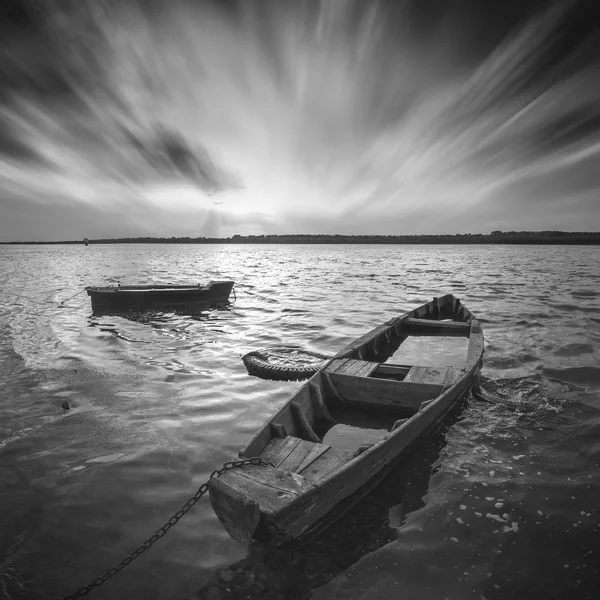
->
(141, 183), (214, 212)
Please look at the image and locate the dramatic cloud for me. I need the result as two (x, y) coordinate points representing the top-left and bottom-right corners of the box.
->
(0, 0), (599, 241)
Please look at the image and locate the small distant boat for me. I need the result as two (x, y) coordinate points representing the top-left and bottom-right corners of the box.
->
(87, 280), (234, 312)
(209, 294), (484, 546)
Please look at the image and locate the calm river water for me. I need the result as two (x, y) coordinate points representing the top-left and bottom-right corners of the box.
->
(1, 243), (599, 600)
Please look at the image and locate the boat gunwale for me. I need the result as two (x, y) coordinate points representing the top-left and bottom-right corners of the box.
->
(240, 294), (476, 458)
(239, 295), (476, 459)
(87, 280), (234, 295)
(89, 287), (212, 295)
(221, 294), (484, 545)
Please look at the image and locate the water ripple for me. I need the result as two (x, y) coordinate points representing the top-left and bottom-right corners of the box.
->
(0, 243), (598, 600)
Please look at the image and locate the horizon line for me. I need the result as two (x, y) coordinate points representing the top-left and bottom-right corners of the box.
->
(2, 231), (600, 245)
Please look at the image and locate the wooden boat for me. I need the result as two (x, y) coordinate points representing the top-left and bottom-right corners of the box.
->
(87, 280), (234, 312)
(209, 294), (484, 546)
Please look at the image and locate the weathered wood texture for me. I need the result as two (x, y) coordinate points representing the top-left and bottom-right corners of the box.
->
(325, 358), (378, 376)
(209, 478), (260, 545)
(328, 371), (444, 409)
(212, 294), (485, 546)
(262, 437), (327, 471)
(242, 374), (328, 456)
(300, 447), (356, 482)
(260, 435), (359, 482)
(218, 465), (317, 516)
(267, 376), (475, 542)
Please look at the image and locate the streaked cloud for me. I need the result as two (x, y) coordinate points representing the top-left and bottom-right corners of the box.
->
(0, 0), (599, 241)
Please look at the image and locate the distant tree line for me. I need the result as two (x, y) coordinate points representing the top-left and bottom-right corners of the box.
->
(3, 231), (600, 245)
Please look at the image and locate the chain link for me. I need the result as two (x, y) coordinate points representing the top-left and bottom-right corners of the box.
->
(62, 457), (272, 599)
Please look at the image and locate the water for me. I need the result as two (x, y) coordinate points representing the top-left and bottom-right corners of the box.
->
(0, 243), (599, 600)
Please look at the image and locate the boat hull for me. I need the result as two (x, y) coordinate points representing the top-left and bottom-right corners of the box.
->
(258, 372), (474, 546)
(87, 280), (234, 312)
(209, 294), (484, 546)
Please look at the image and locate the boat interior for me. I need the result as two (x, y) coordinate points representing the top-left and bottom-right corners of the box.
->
(240, 295), (478, 486)
(89, 280), (234, 293)
(92, 284), (212, 293)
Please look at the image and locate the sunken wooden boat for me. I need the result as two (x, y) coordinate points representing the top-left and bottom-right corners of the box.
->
(87, 280), (234, 312)
(209, 294), (484, 546)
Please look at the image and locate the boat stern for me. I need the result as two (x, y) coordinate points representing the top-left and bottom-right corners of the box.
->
(209, 477), (261, 545)
(208, 463), (319, 545)
(208, 280), (235, 305)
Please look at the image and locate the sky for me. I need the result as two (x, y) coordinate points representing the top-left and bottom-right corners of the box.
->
(0, 0), (599, 241)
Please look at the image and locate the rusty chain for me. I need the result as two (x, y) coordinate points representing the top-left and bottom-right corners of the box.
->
(62, 457), (272, 599)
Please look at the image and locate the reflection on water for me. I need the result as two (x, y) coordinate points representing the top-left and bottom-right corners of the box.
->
(89, 306), (231, 345)
(0, 243), (599, 600)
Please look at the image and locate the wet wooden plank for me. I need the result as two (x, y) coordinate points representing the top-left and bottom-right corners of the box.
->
(336, 359), (358, 375)
(209, 478), (260, 545)
(326, 358), (378, 377)
(338, 359), (374, 376)
(218, 465), (317, 514)
(299, 447), (355, 482)
(295, 442), (331, 473)
(328, 372), (444, 409)
(261, 437), (332, 473)
(261, 436), (302, 468)
(278, 440), (321, 472)
(277, 440), (314, 472)
(324, 358), (348, 374)
(354, 361), (379, 378)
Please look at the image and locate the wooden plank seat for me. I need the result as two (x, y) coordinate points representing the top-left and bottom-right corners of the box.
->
(260, 436), (356, 482)
(324, 358), (448, 411)
(261, 436), (329, 472)
(326, 359), (459, 386)
(325, 358), (378, 377)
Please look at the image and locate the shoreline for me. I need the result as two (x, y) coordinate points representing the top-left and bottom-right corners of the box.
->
(2, 232), (600, 245)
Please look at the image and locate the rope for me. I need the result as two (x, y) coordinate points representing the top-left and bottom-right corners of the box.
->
(59, 287), (90, 305)
(62, 457), (272, 599)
